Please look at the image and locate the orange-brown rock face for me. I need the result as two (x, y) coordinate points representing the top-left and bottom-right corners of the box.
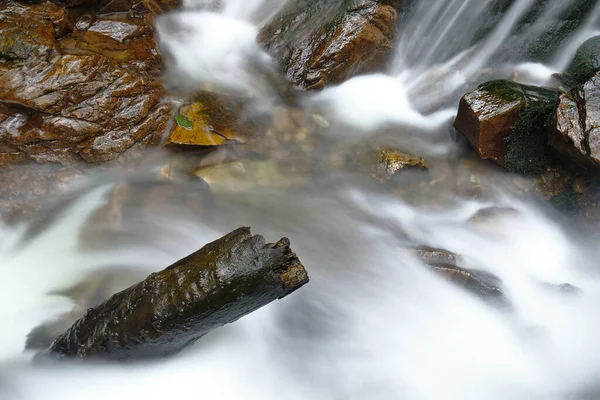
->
(258, 0), (403, 90)
(453, 81), (525, 165)
(0, 0), (180, 170)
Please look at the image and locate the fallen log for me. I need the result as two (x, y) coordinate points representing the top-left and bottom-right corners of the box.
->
(41, 227), (308, 361)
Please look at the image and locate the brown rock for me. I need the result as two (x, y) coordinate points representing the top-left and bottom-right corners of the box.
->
(58, 14), (162, 72)
(166, 92), (251, 149)
(454, 81), (525, 165)
(0, 55), (170, 167)
(58, 0), (182, 14)
(0, 1), (178, 170)
(0, 2), (70, 61)
(258, 0), (402, 90)
(370, 147), (428, 181)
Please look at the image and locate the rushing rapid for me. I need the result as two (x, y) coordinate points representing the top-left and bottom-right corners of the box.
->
(2, 0), (600, 399)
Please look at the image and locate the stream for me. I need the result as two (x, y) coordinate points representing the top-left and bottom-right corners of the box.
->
(2, 0), (600, 399)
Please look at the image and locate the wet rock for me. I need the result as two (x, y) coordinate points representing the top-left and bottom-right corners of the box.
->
(58, 14), (162, 72)
(549, 72), (600, 172)
(0, 55), (170, 167)
(561, 35), (600, 88)
(165, 92), (253, 149)
(369, 147), (429, 182)
(258, 0), (403, 90)
(468, 206), (520, 234)
(58, 0), (182, 14)
(0, 2), (70, 62)
(408, 247), (509, 307)
(44, 227), (309, 361)
(194, 159), (308, 194)
(454, 80), (557, 175)
(0, 1), (175, 170)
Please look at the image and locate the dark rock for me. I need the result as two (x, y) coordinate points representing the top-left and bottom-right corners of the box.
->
(549, 71), (600, 172)
(562, 36), (600, 88)
(454, 80), (558, 175)
(43, 227), (308, 361)
(408, 247), (509, 308)
(258, 0), (403, 90)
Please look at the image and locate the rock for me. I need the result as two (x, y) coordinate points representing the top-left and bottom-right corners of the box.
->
(499, 0), (597, 64)
(549, 72), (600, 172)
(0, 55), (170, 167)
(0, 163), (83, 223)
(58, 14), (163, 72)
(193, 159), (308, 194)
(79, 177), (214, 250)
(165, 92), (253, 149)
(454, 80), (557, 175)
(58, 0), (182, 14)
(369, 147), (429, 182)
(258, 0), (402, 90)
(43, 227), (309, 361)
(0, 1), (174, 170)
(468, 206), (520, 233)
(407, 247), (509, 307)
(0, 2), (70, 62)
(561, 36), (600, 88)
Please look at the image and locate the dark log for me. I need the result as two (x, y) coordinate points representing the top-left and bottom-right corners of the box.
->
(42, 227), (308, 361)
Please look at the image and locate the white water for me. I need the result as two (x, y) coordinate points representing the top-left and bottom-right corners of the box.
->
(3, 1), (600, 399)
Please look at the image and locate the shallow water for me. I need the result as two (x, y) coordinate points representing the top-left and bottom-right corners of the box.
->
(2, 1), (600, 399)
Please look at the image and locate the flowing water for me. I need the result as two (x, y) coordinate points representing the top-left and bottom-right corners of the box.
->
(2, 0), (600, 399)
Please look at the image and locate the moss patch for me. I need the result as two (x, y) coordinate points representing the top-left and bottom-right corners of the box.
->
(505, 97), (556, 176)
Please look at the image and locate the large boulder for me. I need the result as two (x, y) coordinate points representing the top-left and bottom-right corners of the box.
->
(454, 80), (558, 175)
(0, 0), (177, 170)
(258, 0), (403, 90)
(549, 71), (600, 172)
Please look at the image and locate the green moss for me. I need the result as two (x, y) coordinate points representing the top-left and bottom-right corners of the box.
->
(479, 80), (524, 103)
(562, 35), (600, 88)
(505, 97), (556, 176)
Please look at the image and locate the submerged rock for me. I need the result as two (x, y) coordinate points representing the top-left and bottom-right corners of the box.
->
(258, 0), (402, 90)
(549, 71), (600, 172)
(43, 227), (308, 361)
(408, 247), (509, 307)
(454, 80), (557, 175)
(370, 147), (429, 182)
(165, 92), (253, 149)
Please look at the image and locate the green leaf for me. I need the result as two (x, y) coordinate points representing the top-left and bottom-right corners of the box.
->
(175, 114), (193, 130)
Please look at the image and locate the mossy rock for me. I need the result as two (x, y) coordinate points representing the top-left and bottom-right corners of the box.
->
(561, 36), (600, 88)
(455, 79), (557, 174)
